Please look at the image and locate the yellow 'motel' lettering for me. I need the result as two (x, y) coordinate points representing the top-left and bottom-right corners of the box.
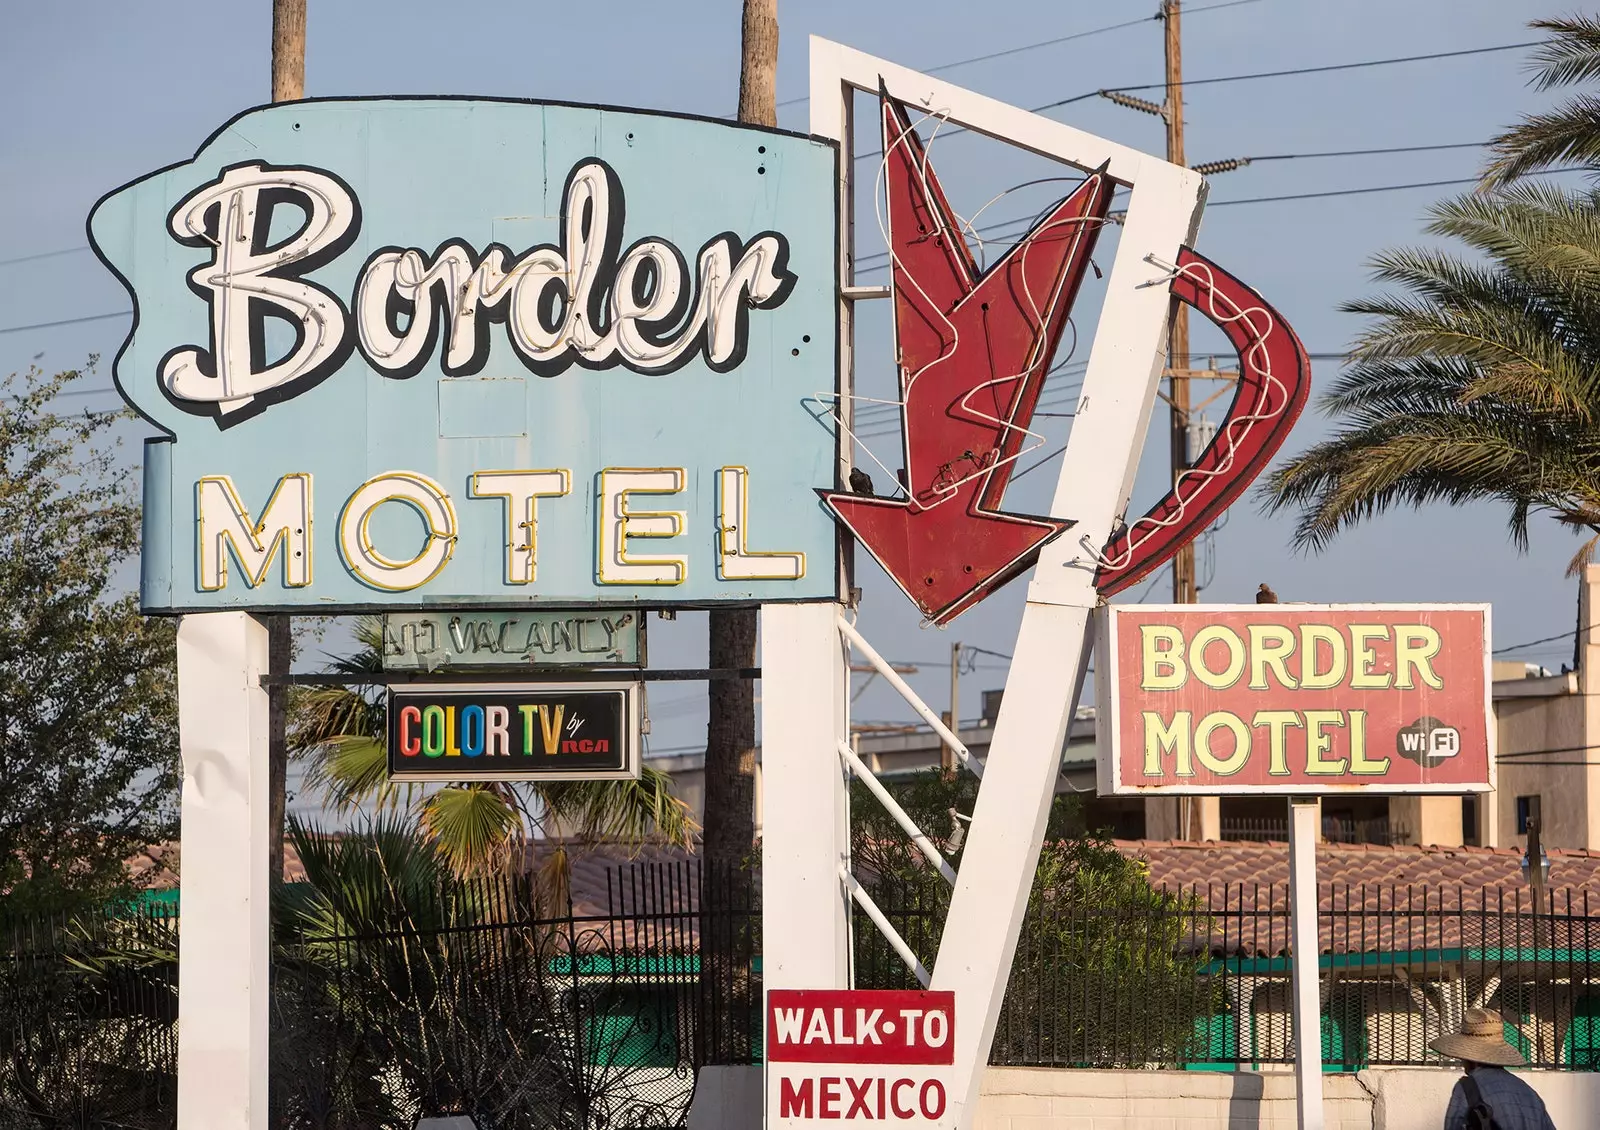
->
(1140, 708), (1390, 779)
(1143, 711), (1193, 777)
(1254, 710), (1302, 775)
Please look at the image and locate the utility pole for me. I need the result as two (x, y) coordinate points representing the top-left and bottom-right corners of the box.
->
(942, 643), (962, 772)
(1163, 0), (1194, 607)
(265, 0), (306, 888)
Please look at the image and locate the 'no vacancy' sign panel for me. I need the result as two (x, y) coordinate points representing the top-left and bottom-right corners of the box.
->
(767, 989), (955, 1129)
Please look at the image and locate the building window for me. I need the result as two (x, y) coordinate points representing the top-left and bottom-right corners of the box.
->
(1515, 795), (1542, 835)
(1462, 796), (1480, 847)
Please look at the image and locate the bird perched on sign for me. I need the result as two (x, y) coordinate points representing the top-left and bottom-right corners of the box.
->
(1257, 583), (1279, 604)
(849, 467), (875, 497)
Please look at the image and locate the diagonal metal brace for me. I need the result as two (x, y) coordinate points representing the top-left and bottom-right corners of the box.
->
(841, 866), (931, 987)
(839, 740), (957, 886)
(838, 615), (983, 780)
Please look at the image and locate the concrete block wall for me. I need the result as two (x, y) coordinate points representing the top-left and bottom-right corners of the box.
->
(974, 1068), (1369, 1130)
(690, 1065), (1600, 1129)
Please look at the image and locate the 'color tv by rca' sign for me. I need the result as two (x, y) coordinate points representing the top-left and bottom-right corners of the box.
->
(386, 683), (639, 782)
(1097, 604), (1492, 795)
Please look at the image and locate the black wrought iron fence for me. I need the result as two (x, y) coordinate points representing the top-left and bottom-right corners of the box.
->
(1220, 816), (1410, 846)
(0, 907), (179, 1130)
(6, 865), (1600, 1130)
(854, 879), (1600, 1072)
(0, 860), (758, 1130)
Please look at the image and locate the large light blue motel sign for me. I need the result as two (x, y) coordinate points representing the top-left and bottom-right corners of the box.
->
(89, 98), (839, 612)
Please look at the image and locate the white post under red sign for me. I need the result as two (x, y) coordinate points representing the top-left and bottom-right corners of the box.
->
(1096, 603), (1494, 1130)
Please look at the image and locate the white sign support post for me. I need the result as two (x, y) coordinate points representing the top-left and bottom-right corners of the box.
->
(1288, 797), (1324, 1130)
(761, 602), (853, 992)
(175, 612), (272, 1130)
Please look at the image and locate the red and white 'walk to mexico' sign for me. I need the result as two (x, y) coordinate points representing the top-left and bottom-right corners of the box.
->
(767, 989), (956, 1128)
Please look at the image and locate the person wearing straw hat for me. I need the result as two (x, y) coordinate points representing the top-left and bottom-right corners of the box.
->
(1431, 1008), (1555, 1129)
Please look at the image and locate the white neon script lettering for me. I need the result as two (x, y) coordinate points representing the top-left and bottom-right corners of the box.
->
(164, 163), (355, 418)
(355, 161), (793, 376)
(162, 159), (795, 423)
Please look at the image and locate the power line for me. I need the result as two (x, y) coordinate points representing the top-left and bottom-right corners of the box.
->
(1495, 623), (1598, 655)
(852, 172), (1564, 278)
(1067, 39), (1539, 105)
(0, 311), (130, 336)
(0, 246), (92, 269)
(1249, 141), (1485, 163)
(776, 0), (1266, 111)
(1208, 175), (1492, 207)
(857, 39), (1536, 162)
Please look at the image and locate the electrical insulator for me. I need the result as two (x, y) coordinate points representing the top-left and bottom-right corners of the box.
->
(1098, 89), (1165, 118)
(1190, 157), (1253, 176)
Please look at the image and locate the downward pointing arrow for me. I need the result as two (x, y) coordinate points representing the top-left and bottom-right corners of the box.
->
(822, 90), (1113, 625)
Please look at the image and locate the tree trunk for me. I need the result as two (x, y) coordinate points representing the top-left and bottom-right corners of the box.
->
(702, 609), (759, 863)
(266, 0), (305, 886)
(266, 616), (291, 884)
(702, 0), (777, 869)
(697, 0), (777, 1065)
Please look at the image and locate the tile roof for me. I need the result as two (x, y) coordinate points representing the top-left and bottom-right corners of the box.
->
(1116, 839), (1600, 956)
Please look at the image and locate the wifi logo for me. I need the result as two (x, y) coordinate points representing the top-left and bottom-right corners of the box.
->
(1396, 717), (1461, 765)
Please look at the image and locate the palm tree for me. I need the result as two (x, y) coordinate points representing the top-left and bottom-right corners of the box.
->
(289, 619), (695, 889)
(1266, 20), (1600, 567)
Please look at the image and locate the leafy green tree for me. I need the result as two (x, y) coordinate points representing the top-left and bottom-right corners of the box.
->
(288, 618), (694, 885)
(0, 365), (178, 917)
(1268, 20), (1600, 566)
(849, 769), (1217, 1067)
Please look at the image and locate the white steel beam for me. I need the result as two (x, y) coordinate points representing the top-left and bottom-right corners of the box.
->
(808, 37), (1205, 1130)
(176, 612), (271, 1130)
(760, 602), (852, 991)
(931, 170), (1203, 1129)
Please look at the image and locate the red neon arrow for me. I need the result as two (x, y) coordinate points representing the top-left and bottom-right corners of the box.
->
(1093, 247), (1312, 596)
(823, 92), (1113, 625)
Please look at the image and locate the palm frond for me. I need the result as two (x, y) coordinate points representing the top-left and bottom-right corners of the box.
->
(537, 765), (697, 849)
(1481, 18), (1600, 185)
(417, 785), (522, 876)
(1527, 16), (1600, 90)
(300, 735), (402, 814)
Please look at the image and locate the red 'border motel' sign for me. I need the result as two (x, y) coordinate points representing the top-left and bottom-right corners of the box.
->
(1096, 604), (1493, 795)
(767, 989), (955, 1128)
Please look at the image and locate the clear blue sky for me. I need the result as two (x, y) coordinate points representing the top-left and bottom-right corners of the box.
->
(0, 0), (1570, 789)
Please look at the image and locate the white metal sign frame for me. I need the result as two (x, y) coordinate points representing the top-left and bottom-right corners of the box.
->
(758, 36), (1206, 1130)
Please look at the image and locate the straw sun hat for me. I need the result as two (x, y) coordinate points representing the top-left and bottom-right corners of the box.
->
(1429, 1008), (1527, 1067)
